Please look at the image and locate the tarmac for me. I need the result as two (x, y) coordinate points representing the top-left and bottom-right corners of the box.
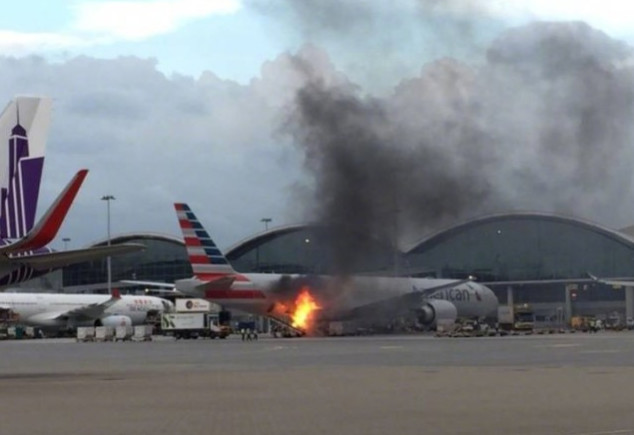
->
(2, 333), (634, 435)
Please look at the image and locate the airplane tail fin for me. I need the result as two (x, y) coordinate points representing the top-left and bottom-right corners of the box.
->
(174, 203), (236, 279)
(0, 96), (52, 239)
(0, 169), (88, 255)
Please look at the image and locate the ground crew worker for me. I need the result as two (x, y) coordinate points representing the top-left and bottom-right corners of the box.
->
(240, 328), (246, 341)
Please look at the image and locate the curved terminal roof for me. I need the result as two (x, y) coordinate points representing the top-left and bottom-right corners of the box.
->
(407, 212), (634, 255)
(404, 211), (634, 282)
(87, 232), (185, 248)
(222, 212), (634, 282)
(225, 224), (311, 258)
(64, 232), (191, 289)
(225, 223), (398, 274)
(73, 212), (634, 284)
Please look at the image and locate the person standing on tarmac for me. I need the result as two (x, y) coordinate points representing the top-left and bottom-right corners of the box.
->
(241, 328), (246, 341)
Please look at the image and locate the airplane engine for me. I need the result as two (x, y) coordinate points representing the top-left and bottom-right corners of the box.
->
(96, 315), (133, 328)
(416, 300), (457, 328)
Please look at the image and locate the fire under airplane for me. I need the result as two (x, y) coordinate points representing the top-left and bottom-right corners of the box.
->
(129, 203), (499, 333)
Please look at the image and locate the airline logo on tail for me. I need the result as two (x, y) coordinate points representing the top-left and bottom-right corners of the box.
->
(174, 203), (236, 280)
(0, 97), (51, 239)
(0, 96), (147, 290)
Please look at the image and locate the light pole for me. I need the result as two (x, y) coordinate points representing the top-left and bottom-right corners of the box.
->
(261, 217), (272, 231)
(62, 237), (70, 251)
(101, 195), (115, 294)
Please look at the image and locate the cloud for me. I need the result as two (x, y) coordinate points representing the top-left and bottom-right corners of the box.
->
(0, 0), (242, 55)
(448, 0), (634, 35)
(0, 47), (332, 249)
(282, 20), (634, 265)
(72, 0), (242, 40)
(0, 31), (91, 54)
(4, 15), (634, 261)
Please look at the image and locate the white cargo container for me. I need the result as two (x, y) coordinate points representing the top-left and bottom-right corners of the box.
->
(175, 298), (213, 313)
(95, 326), (114, 341)
(327, 321), (358, 337)
(132, 325), (153, 341)
(77, 327), (95, 342)
(497, 306), (514, 326)
(115, 325), (133, 341)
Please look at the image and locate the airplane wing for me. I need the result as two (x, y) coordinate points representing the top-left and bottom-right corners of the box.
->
(587, 273), (634, 288)
(342, 279), (474, 321)
(12, 243), (146, 271)
(0, 169), (88, 255)
(120, 280), (175, 289)
(119, 280), (184, 295)
(121, 275), (236, 296)
(53, 290), (122, 320)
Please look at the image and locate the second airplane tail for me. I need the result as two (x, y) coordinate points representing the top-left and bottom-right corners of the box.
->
(0, 169), (88, 255)
(174, 203), (236, 280)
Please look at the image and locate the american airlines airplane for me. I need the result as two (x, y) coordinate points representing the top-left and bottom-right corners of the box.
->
(0, 290), (174, 329)
(0, 96), (144, 288)
(136, 203), (499, 331)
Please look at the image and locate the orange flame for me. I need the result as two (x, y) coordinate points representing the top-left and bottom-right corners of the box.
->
(271, 301), (289, 317)
(291, 287), (321, 330)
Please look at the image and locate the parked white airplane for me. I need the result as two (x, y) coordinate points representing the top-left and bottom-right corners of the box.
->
(132, 203), (499, 332)
(0, 290), (174, 330)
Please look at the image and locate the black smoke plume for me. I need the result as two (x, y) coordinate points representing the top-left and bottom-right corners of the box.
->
(283, 21), (634, 276)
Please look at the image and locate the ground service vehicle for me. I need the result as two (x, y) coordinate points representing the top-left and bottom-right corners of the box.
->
(512, 304), (535, 331)
(497, 304), (534, 332)
(161, 312), (229, 339)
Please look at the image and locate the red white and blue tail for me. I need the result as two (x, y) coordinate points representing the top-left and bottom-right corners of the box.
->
(174, 203), (236, 280)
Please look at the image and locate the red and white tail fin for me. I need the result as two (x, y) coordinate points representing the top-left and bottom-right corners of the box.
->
(0, 169), (88, 255)
(174, 203), (236, 280)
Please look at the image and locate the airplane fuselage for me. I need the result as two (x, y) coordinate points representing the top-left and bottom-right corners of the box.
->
(171, 202), (499, 328)
(178, 274), (499, 321)
(0, 293), (170, 328)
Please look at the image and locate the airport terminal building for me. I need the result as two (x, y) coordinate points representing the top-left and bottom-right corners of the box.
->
(55, 212), (634, 325)
(62, 233), (192, 291)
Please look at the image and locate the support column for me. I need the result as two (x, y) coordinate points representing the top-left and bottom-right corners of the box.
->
(625, 286), (634, 322)
(506, 286), (514, 307)
(564, 283), (577, 324)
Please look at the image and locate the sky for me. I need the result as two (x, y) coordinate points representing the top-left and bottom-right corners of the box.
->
(2, 0), (634, 251)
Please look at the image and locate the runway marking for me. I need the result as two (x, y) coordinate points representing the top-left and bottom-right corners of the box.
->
(265, 346), (287, 351)
(568, 429), (633, 435)
(379, 346), (403, 350)
(535, 344), (581, 348)
(579, 350), (621, 354)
